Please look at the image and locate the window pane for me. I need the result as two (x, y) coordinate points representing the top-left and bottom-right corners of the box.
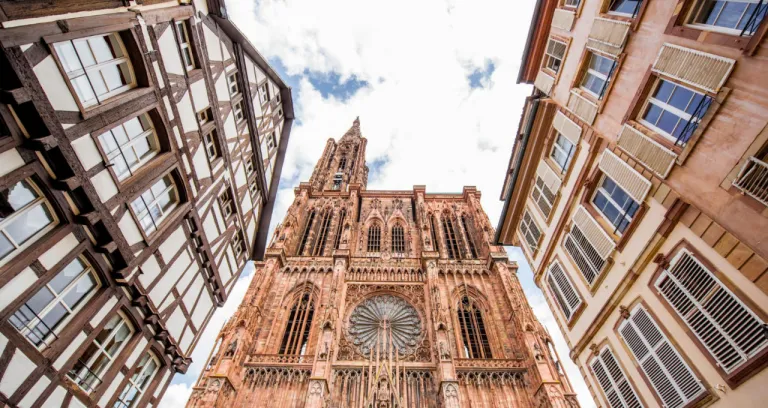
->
(686, 92), (706, 116)
(653, 80), (675, 102)
(71, 75), (97, 104)
(96, 315), (122, 344)
(105, 323), (131, 356)
(55, 42), (83, 73)
(133, 139), (152, 160)
(48, 258), (86, 293)
(669, 86), (694, 112)
(123, 118), (144, 139)
(25, 286), (56, 316)
(657, 110), (682, 135)
(62, 272), (97, 309)
(87, 70), (108, 97)
(102, 64), (127, 92)
(0, 234), (13, 259)
(38, 303), (68, 333)
(98, 133), (120, 154)
(74, 39), (96, 68)
(6, 203), (53, 245)
(718, 1), (748, 28)
(610, 0), (642, 14)
(89, 36), (117, 64)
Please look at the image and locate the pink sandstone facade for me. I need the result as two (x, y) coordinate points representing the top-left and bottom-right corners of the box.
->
(186, 119), (580, 407)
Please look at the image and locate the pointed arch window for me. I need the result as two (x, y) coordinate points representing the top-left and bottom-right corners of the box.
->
(334, 209), (346, 249)
(367, 224), (381, 252)
(312, 209), (333, 256)
(457, 296), (492, 359)
(442, 216), (461, 259)
(279, 293), (315, 355)
(391, 224), (405, 253)
(297, 210), (315, 255)
(338, 155), (347, 171)
(461, 215), (478, 259)
(429, 213), (439, 252)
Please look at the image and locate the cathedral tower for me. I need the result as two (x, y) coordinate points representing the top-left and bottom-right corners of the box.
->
(187, 119), (579, 407)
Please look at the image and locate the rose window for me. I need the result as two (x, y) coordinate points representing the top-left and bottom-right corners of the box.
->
(347, 295), (422, 355)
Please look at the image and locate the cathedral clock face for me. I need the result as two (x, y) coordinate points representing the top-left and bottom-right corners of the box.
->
(347, 294), (422, 356)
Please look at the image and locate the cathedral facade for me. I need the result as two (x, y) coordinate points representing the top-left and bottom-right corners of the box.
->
(187, 119), (579, 408)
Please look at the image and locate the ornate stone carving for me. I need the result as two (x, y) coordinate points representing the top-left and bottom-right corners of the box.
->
(347, 294), (422, 355)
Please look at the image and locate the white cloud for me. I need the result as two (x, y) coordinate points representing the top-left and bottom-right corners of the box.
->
(164, 0), (596, 406)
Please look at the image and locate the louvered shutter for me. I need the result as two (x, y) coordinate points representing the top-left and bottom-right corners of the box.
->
(617, 124), (678, 178)
(619, 305), (705, 408)
(587, 17), (631, 57)
(547, 38), (567, 60)
(553, 110), (582, 145)
(552, 8), (576, 31)
(563, 206), (614, 285)
(535, 70), (556, 95)
(652, 43), (735, 94)
(591, 346), (644, 408)
(599, 150), (651, 203)
(547, 260), (582, 320)
(567, 90), (599, 125)
(655, 249), (767, 373)
(533, 161), (561, 219)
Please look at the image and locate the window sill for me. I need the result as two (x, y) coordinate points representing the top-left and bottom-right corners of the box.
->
(81, 87), (155, 121)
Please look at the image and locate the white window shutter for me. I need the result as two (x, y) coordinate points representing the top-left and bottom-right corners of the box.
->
(552, 110), (582, 145)
(563, 206), (614, 285)
(591, 346), (644, 408)
(652, 43), (735, 94)
(598, 150), (651, 203)
(655, 249), (767, 373)
(617, 124), (678, 179)
(547, 260), (582, 320)
(619, 305), (705, 408)
(587, 17), (631, 57)
(537, 161), (562, 193)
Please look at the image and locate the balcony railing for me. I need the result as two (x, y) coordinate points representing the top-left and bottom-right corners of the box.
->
(741, 1), (768, 36)
(247, 354), (312, 365)
(67, 359), (103, 393)
(734, 157), (768, 206)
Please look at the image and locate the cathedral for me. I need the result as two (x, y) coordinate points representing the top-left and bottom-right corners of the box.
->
(187, 119), (579, 407)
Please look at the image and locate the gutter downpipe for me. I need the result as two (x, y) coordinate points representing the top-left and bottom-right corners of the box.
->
(494, 95), (542, 244)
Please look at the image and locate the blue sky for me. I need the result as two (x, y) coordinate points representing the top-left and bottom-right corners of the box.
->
(159, 1), (594, 406)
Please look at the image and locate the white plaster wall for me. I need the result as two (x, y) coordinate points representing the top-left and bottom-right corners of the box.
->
(166, 306), (186, 340)
(0, 149), (26, 178)
(215, 74), (229, 102)
(177, 93), (199, 135)
(202, 212), (219, 243)
(35, 56), (79, 113)
(0, 267), (37, 311)
(43, 386), (67, 408)
(163, 95), (175, 121)
(192, 145), (212, 179)
(190, 79), (208, 112)
(90, 296), (117, 327)
(38, 233), (78, 270)
(158, 28), (184, 76)
(149, 247), (191, 307)
(224, 114), (237, 144)
(139, 254), (162, 288)
(0, 349), (35, 396)
(234, 164), (246, 189)
(179, 327), (194, 353)
(18, 376), (50, 408)
(72, 134), (104, 171)
(119, 211), (145, 246)
(203, 24), (222, 62)
(253, 62), (266, 84)
(240, 192), (253, 214)
(183, 277), (203, 311)
(248, 217), (257, 244)
(91, 170), (118, 202)
(158, 227), (186, 261)
(98, 372), (124, 407)
(192, 293), (212, 328)
(54, 331), (87, 370)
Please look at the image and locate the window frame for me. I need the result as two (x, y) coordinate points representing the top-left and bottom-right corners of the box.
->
(542, 37), (568, 76)
(113, 351), (161, 408)
(67, 311), (135, 394)
(650, 241), (768, 387)
(233, 100), (245, 124)
(9, 255), (101, 350)
(129, 174), (180, 237)
(578, 51), (618, 100)
(259, 83), (270, 104)
(590, 173), (641, 236)
(550, 131), (576, 173)
(456, 296), (494, 359)
(0, 177), (59, 268)
(232, 230), (246, 260)
(218, 187), (235, 220)
(545, 259), (584, 325)
(203, 128), (220, 160)
(589, 344), (647, 408)
(391, 224), (406, 253)
(367, 224), (381, 253)
(174, 20), (197, 72)
(227, 71), (241, 96)
(637, 78), (711, 147)
(519, 208), (543, 256)
(95, 112), (161, 182)
(51, 31), (138, 110)
(685, 0), (767, 36)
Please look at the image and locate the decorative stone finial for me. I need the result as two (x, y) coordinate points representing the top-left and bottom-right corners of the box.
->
(353, 116), (360, 126)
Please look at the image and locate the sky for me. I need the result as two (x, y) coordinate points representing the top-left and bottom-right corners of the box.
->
(160, 0), (595, 406)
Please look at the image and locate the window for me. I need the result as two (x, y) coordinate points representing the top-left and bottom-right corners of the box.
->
(460, 215), (478, 258)
(227, 72), (240, 96)
(639, 78), (712, 147)
(733, 156), (768, 206)
(248, 178), (259, 198)
(565, 0), (581, 7)
(531, 175), (558, 219)
(580, 52), (616, 99)
(564, 225), (608, 285)
(688, 0), (768, 36)
(54, 33), (136, 108)
(607, 0), (644, 17)
(655, 248), (767, 374)
(279, 293), (315, 355)
(338, 155), (347, 171)
(266, 131), (276, 152)
(457, 296), (492, 359)
(367, 224), (381, 252)
(592, 175), (640, 235)
(546, 261), (582, 321)
(0, 179), (57, 265)
(519, 210), (542, 253)
(9, 256), (99, 348)
(203, 129), (219, 159)
(334, 209), (346, 249)
(232, 231), (246, 258)
(219, 189), (234, 219)
(332, 174), (342, 190)
(297, 211), (315, 255)
(391, 225), (405, 253)
(98, 113), (159, 181)
(197, 107), (212, 125)
(68, 313), (134, 393)
(429, 214), (439, 252)
(130, 175), (178, 235)
(245, 155), (255, 176)
(259, 83), (270, 104)
(233, 100), (245, 123)
(442, 216), (461, 259)
(590, 346), (644, 408)
(114, 352), (160, 408)
(175, 21), (196, 71)
(551, 132), (575, 172)
(619, 305), (705, 408)
(277, 108), (283, 118)
(312, 210), (332, 256)
(543, 38), (567, 74)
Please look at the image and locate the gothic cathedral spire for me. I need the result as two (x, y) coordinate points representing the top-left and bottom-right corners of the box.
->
(188, 120), (580, 408)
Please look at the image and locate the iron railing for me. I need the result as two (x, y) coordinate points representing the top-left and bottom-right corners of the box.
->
(675, 94), (713, 147)
(68, 359), (104, 393)
(9, 304), (58, 348)
(740, 1), (768, 36)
